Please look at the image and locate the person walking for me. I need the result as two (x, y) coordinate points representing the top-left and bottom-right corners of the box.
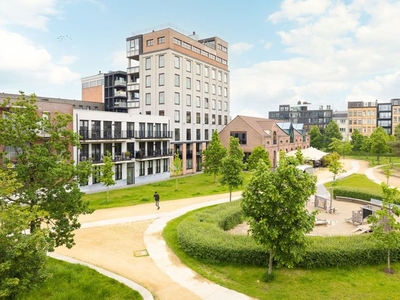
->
(154, 191), (160, 210)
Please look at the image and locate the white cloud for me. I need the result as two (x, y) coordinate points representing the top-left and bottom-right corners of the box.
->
(59, 55), (79, 65)
(110, 50), (127, 70)
(268, 0), (331, 23)
(230, 42), (254, 55)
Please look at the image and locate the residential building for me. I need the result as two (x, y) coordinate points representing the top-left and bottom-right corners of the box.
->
(392, 98), (400, 133)
(377, 102), (392, 134)
(125, 27), (230, 174)
(332, 110), (348, 140)
(347, 101), (377, 136)
(219, 115), (309, 168)
(268, 102), (332, 132)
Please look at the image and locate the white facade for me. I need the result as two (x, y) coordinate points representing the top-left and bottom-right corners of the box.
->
(332, 110), (348, 140)
(74, 109), (172, 193)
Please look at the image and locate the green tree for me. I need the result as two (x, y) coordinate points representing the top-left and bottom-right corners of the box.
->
(171, 153), (182, 191)
(294, 147), (305, 165)
(309, 125), (323, 149)
(202, 130), (227, 182)
(329, 138), (353, 158)
(0, 168), (49, 299)
(327, 151), (345, 183)
(382, 164), (393, 185)
(323, 121), (343, 149)
(247, 145), (270, 171)
(241, 154), (317, 277)
(368, 183), (400, 273)
(350, 129), (364, 151)
(220, 137), (244, 201)
(0, 92), (93, 250)
(389, 124), (400, 156)
(100, 150), (115, 203)
(370, 126), (391, 164)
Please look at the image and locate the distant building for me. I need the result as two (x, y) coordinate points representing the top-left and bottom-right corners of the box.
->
(391, 98), (400, 133)
(332, 110), (348, 140)
(377, 102), (392, 135)
(219, 115), (309, 168)
(268, 102), (332, 132)
(347, 101), (377, 136)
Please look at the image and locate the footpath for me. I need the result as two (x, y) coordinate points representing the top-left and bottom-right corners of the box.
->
(52, 159), (399, 300)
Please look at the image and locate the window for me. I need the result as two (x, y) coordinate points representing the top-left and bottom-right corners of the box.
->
(174, 110), (180, 123)
(231, 132), (247, 144)
(218, 115), (222, 125)
(174, 56), (180, 68)
(196, 112), (201, 124)
(224, 87), (228, 97)
(224, 115), (228, 125)
(218, 86), (222, 96)
(148, 161), (153, 175)
(186, 60), (191, 72)
(146, 39), (154, 46)
(174, 74), (180, 87)
(196, 80), (200, 91)
(212, 99), (216, 110)
(157, 36), (165, 44)
(145, 57), (151, 70)
(205, 82), (209, 93)
(224, 73), (228, 83)
(116, 164), (122, 180)
(212, 114), (216, 124)
(186, 129), (191, 140)
(205, 67), (209, 77)
(196, 63), (201, 75)
(156, 160), (161, 173)
(163, 158), (169, 172)
(174, 128), (180, 141)
(196, 129), (201, 140)
(224, 101), (228, 111)
(186, 94), (191, 106)
(186, 77), (191, 89)
(205, 113), (209, 124)
(174, 92), (180, 105)
(159, 92), (165, 104)
(186, 111), (191, 123)
(159, 73), (165, 86)
(218, 100), (222, 110)
(145, 93), (151, 105)
(212, 69), (216, 79)
(139, 162), (145, 176)
(212, 84), (216, 94)
(205, 98), (209, 109)
(205, 129), (209, 140)
(159, 110), (164, 116)
(196, 96), (201, 108)
(218, 71), (222, 81)
(159, 55), (165, 68)
(145, 75), (151, 87)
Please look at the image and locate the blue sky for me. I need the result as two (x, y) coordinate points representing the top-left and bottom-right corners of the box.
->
(1, 0), (400, 118)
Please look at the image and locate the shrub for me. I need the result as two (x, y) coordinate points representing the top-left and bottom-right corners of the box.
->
(333, 187), (382, 201)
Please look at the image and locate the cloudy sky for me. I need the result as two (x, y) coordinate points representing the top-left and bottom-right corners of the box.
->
(1, 0), (399, 118)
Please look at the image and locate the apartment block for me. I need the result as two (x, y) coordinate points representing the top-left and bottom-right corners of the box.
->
(125, 27), (230, 174)
(332, 110), (348, 140)
(391, 98), (400, 133)
(347, 101), (377, 135)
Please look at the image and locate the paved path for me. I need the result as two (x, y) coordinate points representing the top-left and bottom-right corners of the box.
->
(53, 159), (399, 300)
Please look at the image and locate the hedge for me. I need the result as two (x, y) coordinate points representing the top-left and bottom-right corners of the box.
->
(333, 187), (382, 202)
(176, 200), (400, 269)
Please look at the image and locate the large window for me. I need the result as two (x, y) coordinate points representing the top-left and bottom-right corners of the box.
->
(196, 96), (201, 108)
(186, 77), (191, 89)
(186, 60), (191, 72)
(196, 112), (201, 124)
(159, 73), (165, 86)
(231, 132), (247, 145)
(159, 92), (165, 104)
(174, 110), (180, 123)
(148, 161), (153, 175)
(145, 93), (151, 105)
(139, 162), (145, 176)
(115, 164), (122, 180)
(196, 63), (201, 75)
(174, 74), (180, 87)
(159, 54), (165, 68)
(174, 56), (180, 68)
(186, 111), (191, 123)
(186, 94), (191, 106)
(145, 57), (151, 70)
(205, 82), (209, 93)
(186, 129), (191, 140)
(174, 128), (180, 141)
(145, 75), (151, 87)
(174, 92), (180, 105)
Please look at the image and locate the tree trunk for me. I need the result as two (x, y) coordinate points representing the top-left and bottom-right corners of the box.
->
(229, 188), (232, 201)
(388, 248), (391, 272)
(268, 249), (274, 275)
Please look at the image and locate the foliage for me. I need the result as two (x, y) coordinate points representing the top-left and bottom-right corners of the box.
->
(329, 138), (352, 158)
(294, 147), (305, 165)
(369, 126), (391, 164)
(327, 152), (345, 182)
(246, 145), (271, 171)
(350, 129), (364, 151)
(323, 121), (343, 149)
(0, 92), (93, 250)
(202, 130), (227, 183)
(241, 154), (317, 275)
(171, 153), (182, 191)
(99, 150), (115, 203)
(382, 164), (393, 185)
(389, 123), (400, 156)
(368, 183), (400, 273)
(332, 187), (382, 201)
(309, 125), (323, 149)
(220, 137), (244, 201)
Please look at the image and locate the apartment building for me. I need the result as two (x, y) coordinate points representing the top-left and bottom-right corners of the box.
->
(219, 115), (310, 168)
(391, 99), (400, 133)
(332, 110), (348, 140)
(125, 27), (230, 174)
(268, 102), (332, 132)
(347, 101), (377, 136)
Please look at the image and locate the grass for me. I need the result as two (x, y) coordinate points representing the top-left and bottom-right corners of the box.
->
(17, 258), (142, 300)
(163, 210), (400, 300)
(324, 173), (383, 195)
(84, 172), (252, 210)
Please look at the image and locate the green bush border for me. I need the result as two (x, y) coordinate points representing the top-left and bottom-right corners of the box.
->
(175, 200), (400, 269)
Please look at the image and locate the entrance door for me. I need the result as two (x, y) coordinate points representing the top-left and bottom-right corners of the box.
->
(127, 163), (135, 185)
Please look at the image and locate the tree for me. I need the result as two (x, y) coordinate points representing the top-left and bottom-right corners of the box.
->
(294, 147), (305, 165)
(329, 138), (352, 158)
(241, 154), (317, 277)
(389, 124), (400, 156)
(202, 130), (227, 183)
(247, 145), (270, 171)
(382, 164), (393, 185)
(309, 125), (323, 149)
(327, 151), (345, 183)
(220, 137), (244, 201)
(350, 129), (364, 151)
(0, 168), (49, 299)
(0, 92), (93, 250)
(171, 153), (182, 191)
(323, 121), (343, 149)
(368, 183), (400, 274)
(370, 126), (391, 164)
(100, 150), (115, 203)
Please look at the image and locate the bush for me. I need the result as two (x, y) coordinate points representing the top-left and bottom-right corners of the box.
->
(333, 187), (382, 201)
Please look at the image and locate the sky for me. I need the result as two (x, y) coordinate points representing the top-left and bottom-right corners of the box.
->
(1, 0), (400, 118)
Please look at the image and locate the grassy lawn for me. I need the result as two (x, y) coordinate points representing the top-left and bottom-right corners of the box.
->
(324, 173), (383, 196)
(164, 211), (400, 300)
(84, 172), (252, 210)
(17, 258), (142, 300)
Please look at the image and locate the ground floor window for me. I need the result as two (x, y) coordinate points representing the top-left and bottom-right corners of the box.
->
(139, 162), (145, 176)
(116, 164), (122, 180)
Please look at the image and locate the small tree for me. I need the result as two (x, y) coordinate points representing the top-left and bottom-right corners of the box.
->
(202, 130), (227, 182)
(220, 137), (244, 201)
(370, 126), (391, 164)
(247, 145), (270, 171)
(171, 153), (182, 191)
(382, 164), (393, 185)
(327, 151), (345, 183)
(350, 129), (364, 151)
(241, 154), (317, 278)
(309, 125), (323, 149)
(368, 183), (400, 274)
(323, 121), (343, 149)
(100, 150), (115, 203)
(329, 138), (352, 158)
(294, 147), (305, 165)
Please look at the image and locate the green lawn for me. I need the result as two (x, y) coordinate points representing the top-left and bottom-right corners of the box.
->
(163, 211), (400, 300)
(324, 173), (383, 196)
(84, 172), (252, 210)
(17, 258), (142, 300)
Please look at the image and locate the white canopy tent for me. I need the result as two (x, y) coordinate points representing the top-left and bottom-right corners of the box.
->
(287, 147), (328, 161)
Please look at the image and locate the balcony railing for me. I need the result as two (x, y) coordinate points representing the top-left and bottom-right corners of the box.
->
(134, 148), (173, 159)
(127, 66), (139, 74)
(114, 79), (126, 86)
(79, 130), (134, 140)
(134, 131), (173, 139)
(79, 152), (133, 163)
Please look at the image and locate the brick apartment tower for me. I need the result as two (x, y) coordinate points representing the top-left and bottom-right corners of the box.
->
(126, 27), (230, 174)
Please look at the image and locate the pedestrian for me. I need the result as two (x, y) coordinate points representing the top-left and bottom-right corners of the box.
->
(154, 191), (160, 210)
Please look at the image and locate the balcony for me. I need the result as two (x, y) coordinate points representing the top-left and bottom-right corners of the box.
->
(135, 148), (173, 160)
(113, 101), (127, 108)
(127, 66), (139, 74)
(114, 79), (126, 86)
(114, 90), (127, 97)
(134, 131), (173, 139)
(79, 152), (133, 163)
(79, 130), (135, 140)
(127, 82), (140, 91)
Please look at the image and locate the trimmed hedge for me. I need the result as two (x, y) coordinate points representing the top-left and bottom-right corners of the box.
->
(333, 187), (382, 201)
(176, 200), (400, 269)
